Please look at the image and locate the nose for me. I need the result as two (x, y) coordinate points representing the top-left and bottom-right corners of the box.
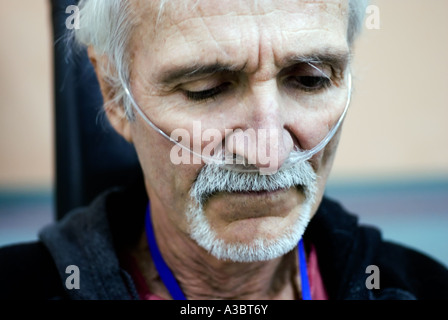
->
(224, 86), (295, 174)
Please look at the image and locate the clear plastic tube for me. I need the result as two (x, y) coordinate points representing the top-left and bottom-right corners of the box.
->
(123, 66), (352, 173)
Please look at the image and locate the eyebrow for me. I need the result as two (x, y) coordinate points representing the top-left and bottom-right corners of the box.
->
(158, 63), (246, 85)
(158, 49), (351, 85)
(282, 49), (351, 69)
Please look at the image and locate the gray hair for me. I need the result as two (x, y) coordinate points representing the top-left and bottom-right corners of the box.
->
(73, 0), (369, 119)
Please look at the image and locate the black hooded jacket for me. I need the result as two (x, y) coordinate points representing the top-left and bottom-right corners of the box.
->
(1, 182), (447, 300)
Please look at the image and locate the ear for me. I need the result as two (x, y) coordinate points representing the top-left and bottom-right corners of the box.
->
(87, 46), (133, 143)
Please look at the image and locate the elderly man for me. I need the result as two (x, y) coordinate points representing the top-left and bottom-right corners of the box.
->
(1, 0), (447, 301)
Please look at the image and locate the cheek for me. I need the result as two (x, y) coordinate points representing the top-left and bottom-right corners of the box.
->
(320, 127), (342, 170)
(284, 87), (348, 151)
(310, 128), (342, 191)
(284, 107), (335, 152)
(305, 132), (341, 221)
(130, 118), (204, 215)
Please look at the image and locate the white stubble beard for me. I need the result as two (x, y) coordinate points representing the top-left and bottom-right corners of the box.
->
(185, 160), (318, 263)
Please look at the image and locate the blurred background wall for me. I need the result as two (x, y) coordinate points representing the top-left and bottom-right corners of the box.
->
(335, 0), (448, 180)
(0, 0), (53, 188)
(0, 0), (447, 266)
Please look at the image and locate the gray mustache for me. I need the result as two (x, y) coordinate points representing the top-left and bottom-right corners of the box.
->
(191, 161), (317, 205)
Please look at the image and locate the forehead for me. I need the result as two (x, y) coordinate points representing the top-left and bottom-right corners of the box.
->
(152, 0), (349, 26)
(134, 0), (349, 76)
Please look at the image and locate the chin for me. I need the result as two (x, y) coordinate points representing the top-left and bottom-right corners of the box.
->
(185, 192), (316, 263)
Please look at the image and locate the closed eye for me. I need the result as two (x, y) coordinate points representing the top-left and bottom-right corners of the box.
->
(287, 76), (332, 92)
(184, 82), (232, 102)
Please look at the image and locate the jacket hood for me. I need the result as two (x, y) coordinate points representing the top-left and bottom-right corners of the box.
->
(40, 183), (445, 300)
(39, 185), (146, 300)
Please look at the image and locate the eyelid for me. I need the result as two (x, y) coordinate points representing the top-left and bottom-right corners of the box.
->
(307, 63), (332, 79)
(180, 76), (224, 93)
(308, 63), (348, 84)
(183, 82), (232, 102)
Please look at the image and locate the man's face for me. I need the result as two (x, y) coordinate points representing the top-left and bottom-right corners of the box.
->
(122, 0), (350, 260)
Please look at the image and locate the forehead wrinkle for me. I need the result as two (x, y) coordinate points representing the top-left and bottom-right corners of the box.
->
(175, 15), (239, 66)
(139, 0), (349, 85)
(152, 11), (258, 78)
(142, 0), (348, 37)
(170, 4), (347, 63)
(148, 0), (347, 44)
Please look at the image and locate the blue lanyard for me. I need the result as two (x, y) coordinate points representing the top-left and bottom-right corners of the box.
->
(145, 203), (312, 300)
(298, 238), (312, 300)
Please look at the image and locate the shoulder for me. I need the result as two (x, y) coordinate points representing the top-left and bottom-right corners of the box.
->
(310, 197), (448, 299)
(375, 239), (448, 299)
(0, 241), (68, 300)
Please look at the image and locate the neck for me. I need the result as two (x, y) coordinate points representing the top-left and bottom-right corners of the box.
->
(132, 205), (302, 300)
